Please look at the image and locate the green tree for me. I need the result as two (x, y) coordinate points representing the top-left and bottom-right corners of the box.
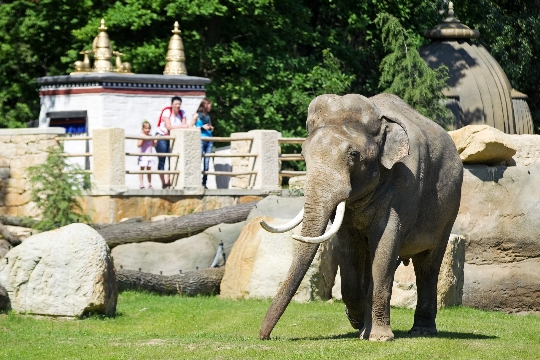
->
(376, 12), (452, 127)
(1, 0), (539, 133)
(26, 146), (92, 231)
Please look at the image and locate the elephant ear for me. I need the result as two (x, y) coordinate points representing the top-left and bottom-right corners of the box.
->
(379, 115), (409, 169)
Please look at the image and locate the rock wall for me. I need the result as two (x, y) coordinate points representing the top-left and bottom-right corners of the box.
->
(0, 130), (63, 217)
(452, 163), (540, 312)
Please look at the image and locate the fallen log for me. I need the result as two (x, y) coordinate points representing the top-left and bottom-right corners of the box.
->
(0, 221), (21, 247)
(116, 268), (225, 296)
(98, 200), (259, 248)
(0, 283), (9, 311)
(0, 215), (37, 228)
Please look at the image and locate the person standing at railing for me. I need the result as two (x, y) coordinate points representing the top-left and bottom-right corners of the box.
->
(189, 98), (214, 189)
(156, 96), (188, 189)
(137, 120), (156, 189)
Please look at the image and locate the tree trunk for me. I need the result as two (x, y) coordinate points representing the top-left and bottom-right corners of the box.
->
(116, 268), (225, 296)
(0, 215), (37, 228)
(0, 221), (21, 247)
(98, 201), (259, 248)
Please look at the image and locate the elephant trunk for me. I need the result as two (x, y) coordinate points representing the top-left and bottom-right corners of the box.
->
(259, 175), (345, 339)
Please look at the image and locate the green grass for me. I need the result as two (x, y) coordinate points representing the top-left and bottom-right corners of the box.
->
(1, 292), (539, 359)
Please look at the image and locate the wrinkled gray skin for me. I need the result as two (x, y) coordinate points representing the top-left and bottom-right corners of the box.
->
(259, 93), (463, 341)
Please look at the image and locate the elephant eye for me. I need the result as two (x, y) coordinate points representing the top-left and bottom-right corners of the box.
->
(346, 148), (359, 166)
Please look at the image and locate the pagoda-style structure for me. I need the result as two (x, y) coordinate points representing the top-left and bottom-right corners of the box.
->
(35, 21), (210, 189)
(420, 2), (533, 134)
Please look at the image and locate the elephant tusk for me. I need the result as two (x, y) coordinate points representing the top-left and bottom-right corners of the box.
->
(292, 201), (346, 244)
(260, 208), (304, 233)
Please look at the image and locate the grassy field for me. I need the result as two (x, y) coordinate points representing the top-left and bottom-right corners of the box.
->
(1, 292), (539, 359)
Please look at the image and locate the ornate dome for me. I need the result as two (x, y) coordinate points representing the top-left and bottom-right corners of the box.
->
(419, 2), (533, 134)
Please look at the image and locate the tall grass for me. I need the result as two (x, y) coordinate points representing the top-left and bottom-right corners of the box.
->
(1, 292), (539, 359)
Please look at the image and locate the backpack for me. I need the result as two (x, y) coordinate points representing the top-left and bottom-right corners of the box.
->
(157, 106), (185, 134)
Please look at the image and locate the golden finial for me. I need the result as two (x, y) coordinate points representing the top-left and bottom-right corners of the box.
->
(163, 21), (187, 75)
(92, 18), (114, 73)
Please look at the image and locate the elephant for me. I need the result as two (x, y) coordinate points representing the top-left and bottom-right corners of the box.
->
(260, 93), (463, 341)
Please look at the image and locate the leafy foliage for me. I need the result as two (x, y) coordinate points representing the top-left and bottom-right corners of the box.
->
(376, 12), (452, 127)
(1, 0), (539, 132)
(26, 146), (92, 231)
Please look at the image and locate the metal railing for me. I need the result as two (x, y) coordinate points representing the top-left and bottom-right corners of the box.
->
(56, 136), (94, 173)
(55, 131), (308, 189)
(125, 135), (180, 176)
(278, 137), (306, 178)
(201, 136), (258, 178)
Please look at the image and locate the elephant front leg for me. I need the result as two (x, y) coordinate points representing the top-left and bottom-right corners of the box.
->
(360, 210), (401, 342)
(337, 225), (370, 331)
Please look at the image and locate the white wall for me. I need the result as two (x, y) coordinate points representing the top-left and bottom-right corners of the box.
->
(39, 92), (206, 189)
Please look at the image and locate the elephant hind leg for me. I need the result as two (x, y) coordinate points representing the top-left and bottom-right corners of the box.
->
(409, 229), (450, 336)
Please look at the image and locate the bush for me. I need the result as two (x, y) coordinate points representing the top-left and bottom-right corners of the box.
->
(26, 145), (92, 231)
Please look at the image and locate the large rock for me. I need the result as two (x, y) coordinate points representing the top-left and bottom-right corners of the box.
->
(0, 224), (117, 317)
(505, 134), (540, 166)
(452, 163), (540, 312)
(331, 234), (465, 309)
(111, 221), (246, 275)
(220, 216), (338, 302)
(246, 195), (304, 220)
(449, 125), (516, 164)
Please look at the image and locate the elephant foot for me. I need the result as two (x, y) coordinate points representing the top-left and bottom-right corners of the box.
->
(360, 324), (394, 342)
(408, 326), (438, 336)
(344, 307), (364, 330)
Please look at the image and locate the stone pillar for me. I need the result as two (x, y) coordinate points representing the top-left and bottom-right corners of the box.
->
(248, 130), (280, 190)
(170, 128), (202, 191)
(92, 128), (126, 191)
(230, 132), (252, 189)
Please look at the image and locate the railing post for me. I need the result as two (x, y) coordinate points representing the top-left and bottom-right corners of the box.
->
(170, 128), (203, 191)
(92, 127), (126, 192)
(248, 130), (281, 190)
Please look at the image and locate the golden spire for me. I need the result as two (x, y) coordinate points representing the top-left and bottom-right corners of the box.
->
(92, 19), (114, 72)
(163, 21), (187, 75)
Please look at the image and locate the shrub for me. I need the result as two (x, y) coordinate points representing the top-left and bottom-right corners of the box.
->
(26, 145), (92, 231)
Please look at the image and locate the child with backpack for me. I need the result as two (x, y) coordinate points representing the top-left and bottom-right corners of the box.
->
(155, 96), (188, 188)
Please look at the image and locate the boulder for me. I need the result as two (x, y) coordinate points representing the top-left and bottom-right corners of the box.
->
(448, 125), (516, 164)
(246, 195), (304, 221)
(452, 163), (540, 312)
(0, 224), (117, 317)
(111, 221), (246, 275)
(505, 134), (540, 166)
(112, 233), (215, 275)
(220, 216), (338, 302)
(331, 234), (465, 309)
(288, 176), (306, 194)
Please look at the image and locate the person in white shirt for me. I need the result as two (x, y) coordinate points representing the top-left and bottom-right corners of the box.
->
(155, 96), (188, 188)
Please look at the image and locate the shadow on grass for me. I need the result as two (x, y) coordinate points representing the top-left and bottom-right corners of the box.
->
(394, 330), (497, 340)
(288, 330), (497, 341)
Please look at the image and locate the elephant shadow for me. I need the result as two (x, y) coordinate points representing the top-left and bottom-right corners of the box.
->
(288, 330), (497, 341)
